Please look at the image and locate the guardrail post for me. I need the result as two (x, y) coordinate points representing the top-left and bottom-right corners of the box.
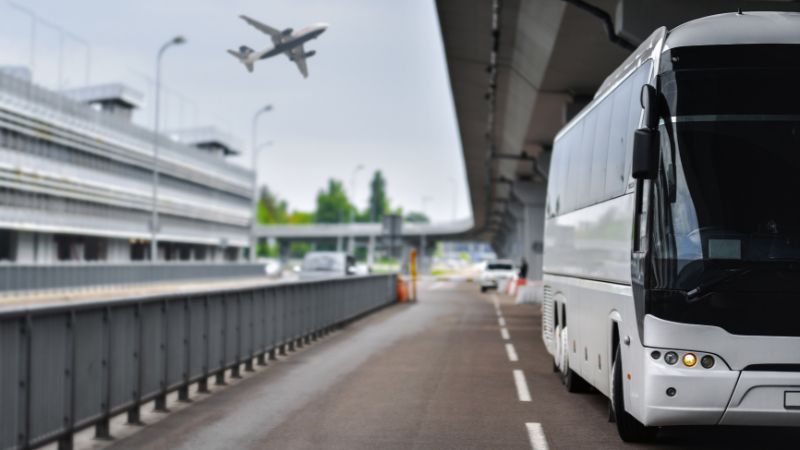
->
(231, 294), (242, 379)
(245, 291), (255, 372)
(198, 296), (210, 393)
(95, 307), (112, 440)
(127, 303), (143, 425)
(216, 296), (227, 386)
(178, 298), (191, 403)
(154, 301), (169, 412)
(18, 315), (31, 450)
(57, 311), (76, 450)
(256, 290), (267, 366)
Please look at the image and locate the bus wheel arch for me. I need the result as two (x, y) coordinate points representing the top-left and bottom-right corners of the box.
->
(611, 345), (657, 442)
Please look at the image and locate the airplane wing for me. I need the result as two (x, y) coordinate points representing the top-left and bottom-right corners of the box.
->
(240, 15), (283, 44)
(291, 46), (309, 78)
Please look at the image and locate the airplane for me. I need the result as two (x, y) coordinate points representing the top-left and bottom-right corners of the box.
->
(228, 15), (329, 78)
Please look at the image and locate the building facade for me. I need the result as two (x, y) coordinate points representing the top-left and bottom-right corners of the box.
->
(0, 71), (253, 263)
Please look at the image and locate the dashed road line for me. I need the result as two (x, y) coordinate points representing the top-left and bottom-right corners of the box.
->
(498, 316), (506, 327)
(513, 369), (531, 402)
(505, 343), (518, 362)
(526, 422), (549, 450)
(500, 327), (510, 340)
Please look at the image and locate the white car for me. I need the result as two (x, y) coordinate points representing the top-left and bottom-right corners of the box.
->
(478, 260), (516, 292)
(299, 251), (356, 280)
(257, 257), (282, 278)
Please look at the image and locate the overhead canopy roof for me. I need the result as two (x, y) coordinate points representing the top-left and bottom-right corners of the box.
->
(436, 0), (800, 245)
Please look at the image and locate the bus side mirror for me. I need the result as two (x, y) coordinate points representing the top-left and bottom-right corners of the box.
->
(640, 84), (658, 129)
(632, 128), (659, 180)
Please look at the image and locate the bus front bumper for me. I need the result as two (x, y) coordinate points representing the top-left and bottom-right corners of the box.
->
(719, 372), (800, 426)
(641, 355), (800, 427)
(640, 352), (738, 426)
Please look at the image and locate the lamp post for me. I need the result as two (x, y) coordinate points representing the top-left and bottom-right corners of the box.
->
(250, 104), (274, 261)
(347, 164), (365, 254)
(150, 35), (186, 262)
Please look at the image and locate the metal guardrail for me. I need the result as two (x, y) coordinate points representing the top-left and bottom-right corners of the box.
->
(0, 263), (267, 295)
(0, 274), (397, 450)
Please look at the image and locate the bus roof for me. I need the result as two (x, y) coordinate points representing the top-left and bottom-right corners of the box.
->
(665, 11), (800, 50)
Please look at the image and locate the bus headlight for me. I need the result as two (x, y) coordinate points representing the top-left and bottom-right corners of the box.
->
(700, 355), (715, 369)
(664, 351), (679, 365)
(682, 353), (697, 367)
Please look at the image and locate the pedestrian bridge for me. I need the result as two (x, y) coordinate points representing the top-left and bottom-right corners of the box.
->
(254, 218), (473, 240)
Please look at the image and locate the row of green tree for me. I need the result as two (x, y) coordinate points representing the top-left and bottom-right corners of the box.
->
(257, 170), (430, 225)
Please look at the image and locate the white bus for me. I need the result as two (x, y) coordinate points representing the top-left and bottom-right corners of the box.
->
(541, 11), (800, 442)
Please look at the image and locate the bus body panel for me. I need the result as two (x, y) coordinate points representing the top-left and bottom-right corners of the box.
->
(543, 194), (634, 284)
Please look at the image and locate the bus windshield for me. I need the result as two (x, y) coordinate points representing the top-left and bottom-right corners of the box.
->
(648, 45), (800, 334)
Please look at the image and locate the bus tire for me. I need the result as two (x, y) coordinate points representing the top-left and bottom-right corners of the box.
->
(611, 347), (657, 442)
(563, 365), (589, 393)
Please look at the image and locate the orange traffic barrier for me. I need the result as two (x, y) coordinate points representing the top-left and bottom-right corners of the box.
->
(396, 275), (407, 302)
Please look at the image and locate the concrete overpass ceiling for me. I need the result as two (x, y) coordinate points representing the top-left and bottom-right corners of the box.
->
(439, 0), (800, 258)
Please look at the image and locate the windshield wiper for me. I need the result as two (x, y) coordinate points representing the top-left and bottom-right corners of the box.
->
(686, 263), (800, 300)
(686, 267), (751, 301)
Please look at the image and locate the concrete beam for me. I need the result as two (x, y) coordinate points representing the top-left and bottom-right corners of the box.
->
(615, 0), (800, 45)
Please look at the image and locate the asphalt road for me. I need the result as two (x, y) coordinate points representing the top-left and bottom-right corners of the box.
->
(80, 280), (800, 450)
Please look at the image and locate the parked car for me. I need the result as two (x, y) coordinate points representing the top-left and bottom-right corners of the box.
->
(299, 251), (356, 280)
(478, 260), (516, 292)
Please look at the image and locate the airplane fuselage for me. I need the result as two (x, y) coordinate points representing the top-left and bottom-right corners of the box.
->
(256, 24), (327, 61)
(232, 16), (327, 77)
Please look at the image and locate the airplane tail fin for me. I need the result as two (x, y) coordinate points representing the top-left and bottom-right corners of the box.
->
(227, 48), (255, 73)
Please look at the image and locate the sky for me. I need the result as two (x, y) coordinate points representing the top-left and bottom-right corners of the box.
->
(0, 0), (470, 223)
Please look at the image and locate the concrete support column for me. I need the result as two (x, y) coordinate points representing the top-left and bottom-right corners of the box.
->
(367, 234), (376, 268)
(419, 234), (427, 275)
(510, 182), (546, 281)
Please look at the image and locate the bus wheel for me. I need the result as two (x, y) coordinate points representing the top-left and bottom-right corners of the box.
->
(611, 347), (657, 442)
(563, 364), (589, 393)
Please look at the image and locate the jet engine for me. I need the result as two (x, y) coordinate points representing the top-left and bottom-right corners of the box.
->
(303, 50), (316, 58)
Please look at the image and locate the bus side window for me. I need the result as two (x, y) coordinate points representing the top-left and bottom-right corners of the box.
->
(590, 98), (613, 204)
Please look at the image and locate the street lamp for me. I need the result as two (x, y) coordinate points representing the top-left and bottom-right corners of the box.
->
(150, 35), (186, 262)
(347, 164), (365, 254)
(250, 105), (273, 261)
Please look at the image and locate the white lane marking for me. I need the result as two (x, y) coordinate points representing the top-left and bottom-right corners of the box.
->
(505, 343), (518, 362)
(513, 369), (532, 402)
(498, 316), (506, 327)
(526, 422), (549, 450)
(500, 327), (510, 340)
(492, 294), (500, 309)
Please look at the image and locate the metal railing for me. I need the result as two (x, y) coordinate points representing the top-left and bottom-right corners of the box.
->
(0, 263), (268, 296)
(0, 274), (397, 450)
